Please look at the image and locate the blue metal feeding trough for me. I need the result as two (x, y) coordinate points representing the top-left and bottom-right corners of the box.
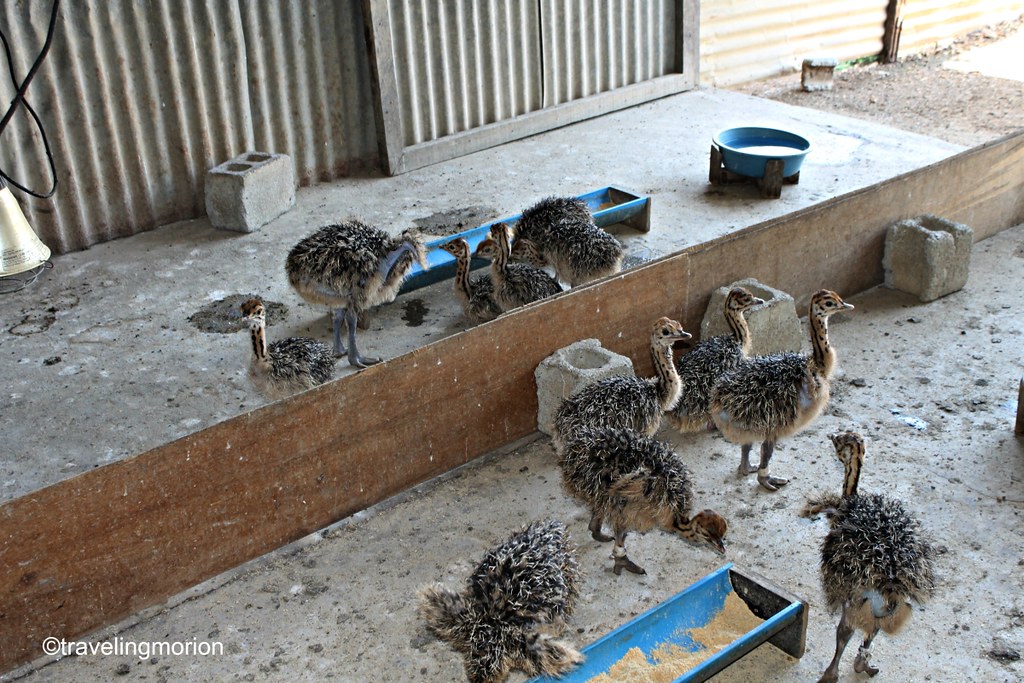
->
(709, 127), (811, 198)
(529, 563), (807, 683)
(399, 186), (650, 294)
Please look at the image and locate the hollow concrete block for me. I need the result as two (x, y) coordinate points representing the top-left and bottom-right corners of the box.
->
(883, 214), (973, 302)
(535, 339), (634, 436)
(205, 152), (296, 233)
(801, 57), (837, 92)
(700, 278), (803, 355)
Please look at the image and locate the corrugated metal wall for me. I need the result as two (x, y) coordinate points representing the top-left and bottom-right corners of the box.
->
(388, 0), (542, 147)
(0, 1), (377, 254)
(387, 0), (680, 146)
(701, 0), (889, 86)
(898, 0), (1024, 53)
(2, 1), (1018, 254)
(540, 0), (679, 106)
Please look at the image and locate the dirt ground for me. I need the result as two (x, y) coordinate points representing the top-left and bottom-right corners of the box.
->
(732, 19), (1024, 148)
(5, 19), (1024, 683)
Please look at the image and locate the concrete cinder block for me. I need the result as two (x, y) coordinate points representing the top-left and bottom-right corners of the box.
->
(205, 152), (296, 233)
(802, 57), (837, 91)
(700, 278), (803, 355)
(883, 214), (973, 302)
(535, 339), (634, 436)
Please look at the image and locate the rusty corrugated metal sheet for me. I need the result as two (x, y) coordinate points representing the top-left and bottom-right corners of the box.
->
(700, 0), (889, 87)
(0, 1), (377, 254)
(540, 0), (678, 106)
(387, 0), (542, 146)
(898, 0), (1024, 54)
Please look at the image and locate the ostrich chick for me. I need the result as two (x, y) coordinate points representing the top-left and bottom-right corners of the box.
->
(552, 317), (691, 452)
(285, 219), (426, 368)
(669, 287), (765, 433)
(483, 223), (563, 311)
(474, 234), (549, 269)
(514, 196), (594, 246)
(560, 426), (727, 575)
(802, 431), (935, 683)
(438, 238), (502, 324)
(515, 196), (623, 286)
(710, 289), (854, 491)
(239, 297), (336, 400)
(418, 520), (584, 683)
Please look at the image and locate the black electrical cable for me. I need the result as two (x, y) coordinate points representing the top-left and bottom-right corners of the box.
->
(0, 0), (60, 199)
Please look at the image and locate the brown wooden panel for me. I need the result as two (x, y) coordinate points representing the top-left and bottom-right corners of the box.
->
(1, 131), (1023, 673)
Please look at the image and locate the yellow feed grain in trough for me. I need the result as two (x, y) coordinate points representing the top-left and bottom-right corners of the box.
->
(585, 591), (764, 683)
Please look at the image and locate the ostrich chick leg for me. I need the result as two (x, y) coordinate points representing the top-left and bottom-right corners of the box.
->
(344, 308), (381, 368)
(330, 309), (348, 357)
(817, 606), (855, 683)
(611, 528), (645, 576)
(757, 440), (790, 491)
(588, 512), (613, 543)
(853, 626), (881, 676)
(738, 443), (759, 476)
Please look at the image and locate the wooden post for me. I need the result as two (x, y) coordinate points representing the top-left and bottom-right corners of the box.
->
(709, 145), (724, 185)
(758, 159), (785, 198)
(882, 0), (906, 64)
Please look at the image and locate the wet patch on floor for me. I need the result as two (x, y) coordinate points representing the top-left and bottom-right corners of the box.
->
(413, 206), (500, 237)
(8, 290), (80, 336)
(189, 294), (289, 333)
(401, 298), (428, 327)
(10, 311), (56, 336)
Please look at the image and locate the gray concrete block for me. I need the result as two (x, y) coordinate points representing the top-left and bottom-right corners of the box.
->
(883, 214), (973, 302)
(700, 278), (803, 355)
(802, 57), (837, 92)
(535, 339), (634, 436)
(205, 152), (296, 233)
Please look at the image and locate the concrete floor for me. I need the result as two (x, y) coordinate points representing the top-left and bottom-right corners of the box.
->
(4, 82), (1023, 683)
(10, 226), (1023, 683)
(0, 87), (961, 503)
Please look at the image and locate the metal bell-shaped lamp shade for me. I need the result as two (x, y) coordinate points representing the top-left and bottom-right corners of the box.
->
(0, 179), (51, 277)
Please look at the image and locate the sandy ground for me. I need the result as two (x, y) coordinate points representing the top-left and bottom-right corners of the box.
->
(12, 224), (1024, 683)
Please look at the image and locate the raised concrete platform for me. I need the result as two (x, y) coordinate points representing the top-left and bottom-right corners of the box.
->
(0, 87), (965, 503)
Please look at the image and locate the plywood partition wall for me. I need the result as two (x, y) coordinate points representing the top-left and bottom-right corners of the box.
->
(2, 131), (1023, 673)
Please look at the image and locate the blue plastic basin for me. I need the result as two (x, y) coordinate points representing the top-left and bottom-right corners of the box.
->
(713, 127), (811, 179)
